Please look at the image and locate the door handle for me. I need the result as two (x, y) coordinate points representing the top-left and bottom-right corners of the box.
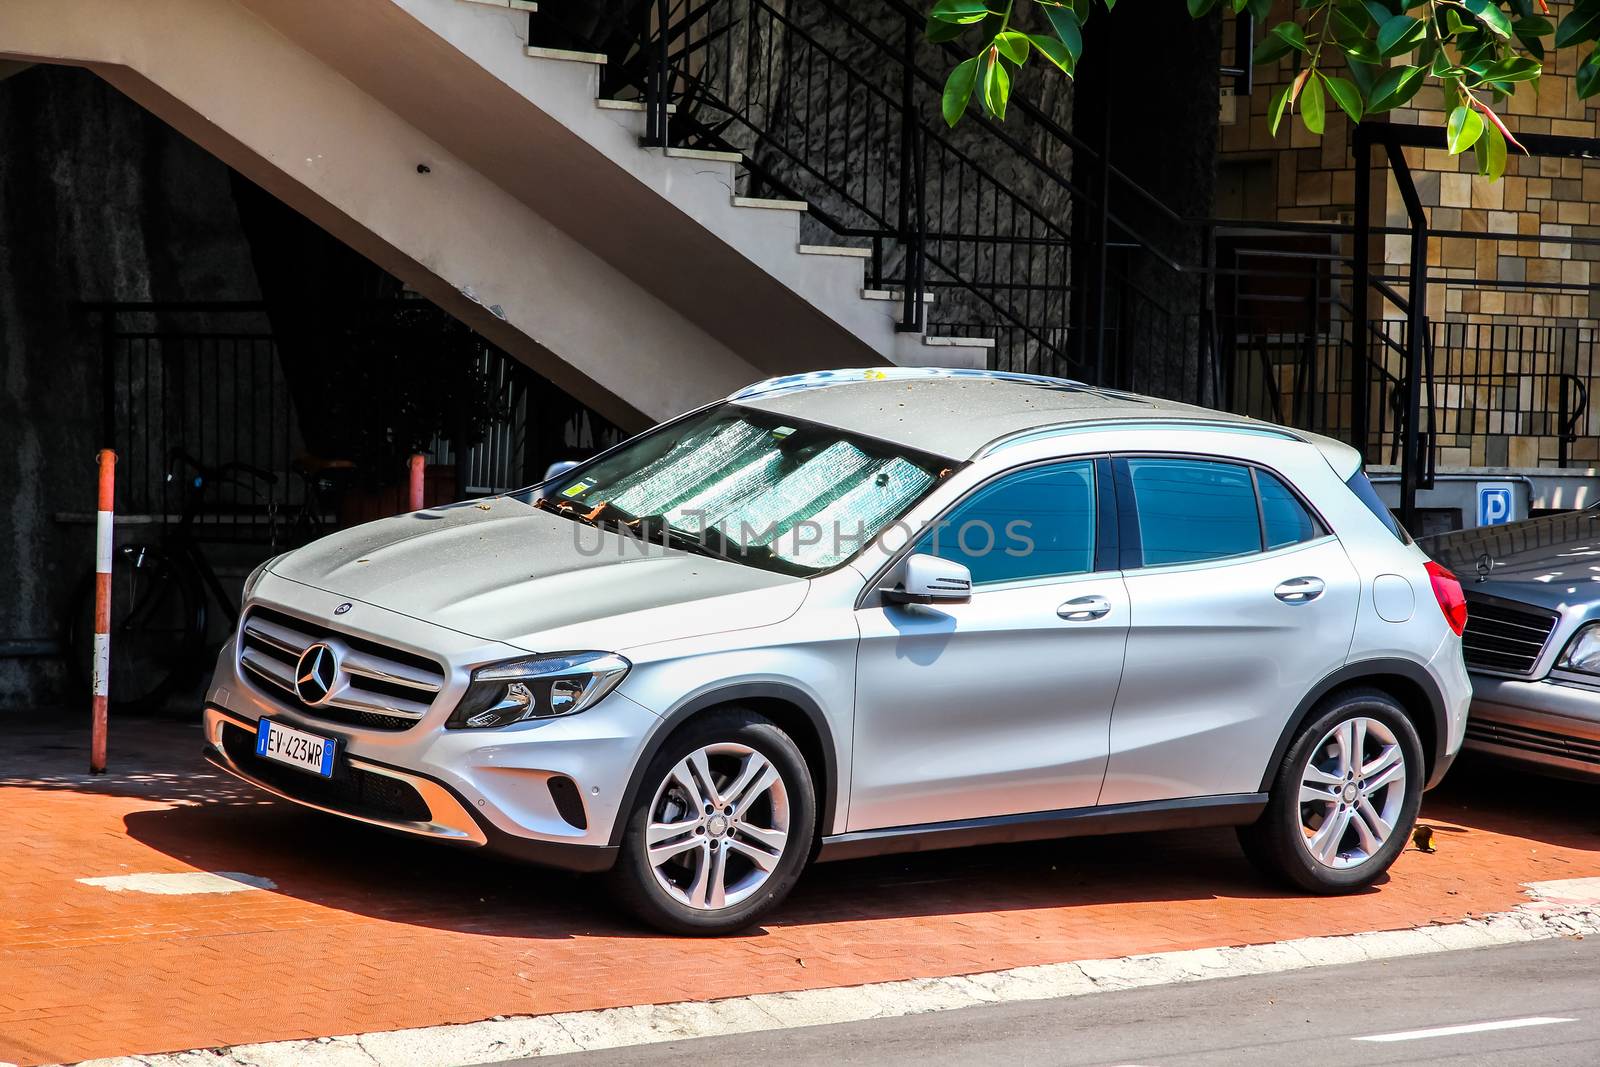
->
(1274, 576), (1326, 604)
(1057, 595), (1111, 621)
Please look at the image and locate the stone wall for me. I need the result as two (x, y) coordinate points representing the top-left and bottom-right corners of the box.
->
(0, 65), (264, 708)
(1218, 2), (1600, 468)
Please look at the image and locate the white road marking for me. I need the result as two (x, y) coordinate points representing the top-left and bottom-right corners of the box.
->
(76, 871), (277, 895)
(1355, 1016), (1576, 1043)
(63, 884), (1600, 1067)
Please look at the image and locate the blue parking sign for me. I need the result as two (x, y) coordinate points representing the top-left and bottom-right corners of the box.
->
(1477, 483), (1514, 527)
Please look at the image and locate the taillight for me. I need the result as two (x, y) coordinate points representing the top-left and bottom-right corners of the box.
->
(1425, 561), (1467, 636)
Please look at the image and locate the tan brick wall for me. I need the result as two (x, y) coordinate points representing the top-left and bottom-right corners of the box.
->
(1218, 4), (1600, 467)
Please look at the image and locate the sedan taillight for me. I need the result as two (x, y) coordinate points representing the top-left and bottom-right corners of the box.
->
(1425, 561), (1468, 636)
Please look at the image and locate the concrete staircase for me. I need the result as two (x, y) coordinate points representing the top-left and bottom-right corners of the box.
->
(0, 0), (986, 432)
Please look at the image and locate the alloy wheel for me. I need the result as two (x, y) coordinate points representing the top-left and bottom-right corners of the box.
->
(646, 742), (791, 911)
(1297, 716), (1408, 870)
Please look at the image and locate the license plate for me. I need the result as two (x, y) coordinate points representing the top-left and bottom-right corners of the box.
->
(255, 718), (337, 778)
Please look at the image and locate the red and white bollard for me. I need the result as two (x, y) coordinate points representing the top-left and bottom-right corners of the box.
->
(91, 448), (116, 775)
(407, 453), (425, 512)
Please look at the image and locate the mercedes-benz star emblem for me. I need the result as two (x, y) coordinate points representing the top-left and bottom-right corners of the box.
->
(294, 643), (339, 706)
(334, 602), (353, 616)
(1475, 553), (1495, 582)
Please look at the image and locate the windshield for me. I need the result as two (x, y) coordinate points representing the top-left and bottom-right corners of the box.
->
(516, 404), (948, 576)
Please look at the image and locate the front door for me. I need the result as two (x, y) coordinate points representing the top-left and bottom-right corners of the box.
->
(848, 458), (1129, 831)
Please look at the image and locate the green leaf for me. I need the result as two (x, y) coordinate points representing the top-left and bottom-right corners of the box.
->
(1300, 70), (1326, 132)
(1478, 119), (1508, 179)
(1043, 5), (1085, 61)
(1253, 33), (1295, 63)
(1463, 0), (1513, 37)
(1513, 15), (1553, 39)
(1377, 14), (1427, 55)
(1447, 103), (1485, 152)
(1345, 56), (1380, 94)
(1103, 0), (1117, 11)
(926, 15), (968, 43)
(1556, 6), (1600, 48)
(1363, 0), (1397, 26)
(930, 0), (992, 24)
(1368, 63), (1426, 110)
(1321, 72), (1366, 121)
(1273, 20), (1311, 50)
(980, 48), (1011, 118)
(1189, 0), (1222, 15)
(1579, 49), (1600, 98)
(1027, 32), (1076, 74)
(992, 29), (1030, 63)
(1332, 8), (1371, 47)
(1269, 82), (1293, 135)
(1247, 0), (1272, 19)
(941, 56), (979, 126)
(1477, 55), (1544, 82)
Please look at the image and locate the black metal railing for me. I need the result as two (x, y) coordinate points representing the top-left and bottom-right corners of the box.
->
(92, 303), (620, 542)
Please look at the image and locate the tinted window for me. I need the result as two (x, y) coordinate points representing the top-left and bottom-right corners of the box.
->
(1126, 458), (1260, 565)
(1346, 470), (1411, 543)
(1258, 470), (1321, 549)
(916, 461), (1096, 585)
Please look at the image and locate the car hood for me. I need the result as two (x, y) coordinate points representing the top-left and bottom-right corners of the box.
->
(270, 497), (807, 650)
(1422, 508), (1600, 611)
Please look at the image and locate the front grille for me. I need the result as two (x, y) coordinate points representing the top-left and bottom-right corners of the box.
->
(1466, 718), (1600, 767)
(1460, 596), (1559, 676)
(237, 607), (445, 731)
(220, 721), (433, 822)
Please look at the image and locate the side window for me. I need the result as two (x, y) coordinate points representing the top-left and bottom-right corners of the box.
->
(1257, 469), (1323, 549)
(915, 460), (1097, 585)
(1124, 458), (1259, 566)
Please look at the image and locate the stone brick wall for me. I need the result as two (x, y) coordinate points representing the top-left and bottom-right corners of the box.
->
(1218, 2), (1600, 468)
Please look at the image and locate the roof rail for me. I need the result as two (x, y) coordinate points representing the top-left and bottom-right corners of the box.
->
(977, 418), (1307, 457)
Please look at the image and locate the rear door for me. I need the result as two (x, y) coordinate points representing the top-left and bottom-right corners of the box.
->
(1098, 456), (1360, 806)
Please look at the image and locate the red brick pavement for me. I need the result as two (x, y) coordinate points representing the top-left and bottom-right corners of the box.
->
(3, 713), (1598, 1065)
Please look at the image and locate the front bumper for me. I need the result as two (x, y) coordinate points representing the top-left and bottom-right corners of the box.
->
(203, 706), (620, 871)
(204, 575), (664, 870)
(1462, 674), (1600, 780)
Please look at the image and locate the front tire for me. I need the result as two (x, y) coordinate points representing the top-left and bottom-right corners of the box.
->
(1239, 689), (1424, 894)
(610, 709), (816, 935)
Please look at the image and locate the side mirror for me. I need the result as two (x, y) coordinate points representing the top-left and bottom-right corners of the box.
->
(882, 553), (972, 605)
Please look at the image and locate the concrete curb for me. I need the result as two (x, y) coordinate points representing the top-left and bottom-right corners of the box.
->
(64, 885), (1600, 1067)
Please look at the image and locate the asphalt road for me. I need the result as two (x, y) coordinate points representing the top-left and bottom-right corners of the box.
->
(520, 937), (1600, 1066)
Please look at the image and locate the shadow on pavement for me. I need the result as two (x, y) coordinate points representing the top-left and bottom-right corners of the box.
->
(7, 710), (1598, 940)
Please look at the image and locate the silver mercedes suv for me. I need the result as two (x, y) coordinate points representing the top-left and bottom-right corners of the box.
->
(204, 369), (1471, 934)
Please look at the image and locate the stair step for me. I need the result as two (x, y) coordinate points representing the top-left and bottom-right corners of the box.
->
(924, 335), (995, 349)
(666, 147), (743, 164)
(798, 244), (871, 258)
(461, 0), (538, 9)
(733, 196), (808, 212)
(525, 45), (607, 64)
(863, 289), (935, 304)
(596, 98), (677, 114)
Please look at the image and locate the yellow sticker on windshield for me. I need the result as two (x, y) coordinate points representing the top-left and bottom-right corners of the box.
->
(561, 481), (590, 497)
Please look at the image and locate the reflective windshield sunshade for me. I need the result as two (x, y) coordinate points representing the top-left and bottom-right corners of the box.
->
(608, 421), (767, 517)
(719, 441), (873, 547)
(775, 457), (934, 568)
(664, 450), (786, 531)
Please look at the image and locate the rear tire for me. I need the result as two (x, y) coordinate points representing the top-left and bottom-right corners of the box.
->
(609, 708), (816, 935)
(1239, 688), (1424, 894)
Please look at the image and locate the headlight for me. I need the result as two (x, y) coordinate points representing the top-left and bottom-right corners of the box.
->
(446, 651), (630, 728)
(241, 554), (285, 603)
(1558, 624), (1600, 674)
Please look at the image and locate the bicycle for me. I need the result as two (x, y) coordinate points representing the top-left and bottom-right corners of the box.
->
(67, 449), (282, 716)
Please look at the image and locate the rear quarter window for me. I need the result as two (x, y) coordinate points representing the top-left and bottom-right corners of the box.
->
(1345, 471), (1411, 543)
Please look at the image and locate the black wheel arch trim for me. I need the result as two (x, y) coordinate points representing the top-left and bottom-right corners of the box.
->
(1259, 658), (1450, 794)
(605, 682), (840, 848)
